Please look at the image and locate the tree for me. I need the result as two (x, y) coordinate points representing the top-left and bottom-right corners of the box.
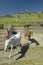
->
(4, 14), (13, 18)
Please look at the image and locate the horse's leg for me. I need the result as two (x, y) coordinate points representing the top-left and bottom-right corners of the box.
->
(9, 44), (13, 58)
(31, 32), (33, 39)
(24, 35), (27, 39)
(16, 44), (21, 54)
(15, 45), (19, 54)
(28, 35), (31, 45)
(19, 43), (22, 50)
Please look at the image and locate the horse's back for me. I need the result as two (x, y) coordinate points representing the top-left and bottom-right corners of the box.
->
(24, 29), (33, 38)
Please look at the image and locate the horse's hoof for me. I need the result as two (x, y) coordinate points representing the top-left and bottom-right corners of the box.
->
(9, 55), (11, 59)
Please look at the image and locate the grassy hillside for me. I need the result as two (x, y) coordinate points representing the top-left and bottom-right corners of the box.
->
(0, 12), (43, 26)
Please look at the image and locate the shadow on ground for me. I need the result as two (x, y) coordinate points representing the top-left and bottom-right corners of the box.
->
(29, 38), (40, 46)
(16, 43), (29, 60)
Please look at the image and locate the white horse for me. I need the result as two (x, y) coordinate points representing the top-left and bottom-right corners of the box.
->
(4, 32), (21, 58)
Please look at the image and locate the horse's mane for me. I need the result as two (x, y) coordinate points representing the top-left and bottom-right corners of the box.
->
(8, 32), (21, 40)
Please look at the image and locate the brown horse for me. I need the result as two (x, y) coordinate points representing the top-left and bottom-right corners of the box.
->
(4, 28), (12, 41)
(24, 24), (31, 29)
(24, 29), (33, 39)
(4, 27), (17, 41)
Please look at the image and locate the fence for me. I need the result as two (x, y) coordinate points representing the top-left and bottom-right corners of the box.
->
(0, 24), (4, 29)
(0, 30), (5, 50)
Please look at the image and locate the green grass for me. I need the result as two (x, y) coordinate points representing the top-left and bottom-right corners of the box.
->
(0, 12), (43, 27)
(0, 46), (43, 65)
(10, 46), (43, 65)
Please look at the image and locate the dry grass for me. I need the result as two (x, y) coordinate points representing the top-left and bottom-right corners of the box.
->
(0, 26), (43, 65)
(0, 46), (43, 65)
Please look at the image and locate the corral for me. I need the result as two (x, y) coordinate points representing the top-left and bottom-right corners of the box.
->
(0, 24), (43, 65)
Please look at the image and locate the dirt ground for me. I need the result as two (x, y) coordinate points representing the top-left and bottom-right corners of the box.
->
(0, 27), (43, 64)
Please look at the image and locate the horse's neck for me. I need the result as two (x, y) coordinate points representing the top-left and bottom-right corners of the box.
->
(10, 32), (20, 39)
(15, 32), (20, 37)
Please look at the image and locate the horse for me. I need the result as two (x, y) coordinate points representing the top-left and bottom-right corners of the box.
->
(24, 29), (33, 40)
(4, 27), (17, 41)
(4, 32), (22, 58)
(24, 24), (31, 29)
